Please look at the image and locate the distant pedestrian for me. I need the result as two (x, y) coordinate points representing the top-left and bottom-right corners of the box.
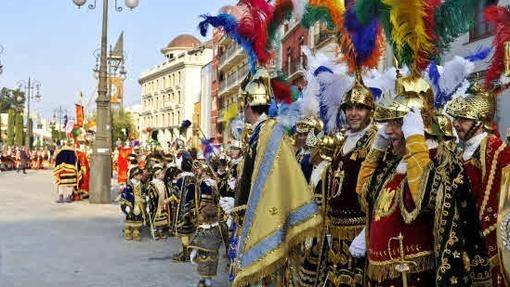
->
(16, 147), (28, 174)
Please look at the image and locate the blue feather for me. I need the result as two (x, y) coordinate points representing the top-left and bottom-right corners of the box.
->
(369, 87), (382, 100)
(268, 98), (278, 117)
(428, 63), (446, 108)
(464, 47), (492, 62)
(344, 8), (378, 66)
(199, 14), (258, 72)
(313, 65), (333, 76)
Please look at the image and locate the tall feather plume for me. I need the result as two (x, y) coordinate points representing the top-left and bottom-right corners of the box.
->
(238, 0), (274, 65)
(484, 5), (510, 88)
(434, 0), (479, 51)
(268, 0), (294, 47)
(308, 0), (345, 28)
(425, 48), (491, 108)
(340, 7), (384, 72)
(302, 47), (354, 132)
(382, 0), (436, 74)
(198, 14), (258, 72)
(301, 4), (336, 29)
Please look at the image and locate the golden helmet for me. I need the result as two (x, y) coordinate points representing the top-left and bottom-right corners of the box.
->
(445, 82), (495, 130)
(341, 71), (375, 110)
(296, 115), (324, 134)
(239, 69), (272, 107)
(374, 74), (437, 135)
(435, 112), (455, 140)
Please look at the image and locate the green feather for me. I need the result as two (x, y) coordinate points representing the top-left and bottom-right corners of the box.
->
(301, 4), (335, 29)
(435, 0), (480, 51)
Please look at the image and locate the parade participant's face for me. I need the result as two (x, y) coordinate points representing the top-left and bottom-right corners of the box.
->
(244, 104), (256, 125)
(133, 174), (143, 182)
(345, 105), (370, 132)
(385, 119), (405, 156)
(295, 132), (307, 149)
(452, 117), (481, 141)
(230, 148), (241, 159)
(218, 166), (226, 175)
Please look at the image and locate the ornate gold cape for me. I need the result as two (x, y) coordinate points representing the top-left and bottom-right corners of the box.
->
(233, 119), (323, 287)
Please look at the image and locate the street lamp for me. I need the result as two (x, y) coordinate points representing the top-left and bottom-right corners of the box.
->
(17, 78), (42, 150)
(72, 0), (139, 204)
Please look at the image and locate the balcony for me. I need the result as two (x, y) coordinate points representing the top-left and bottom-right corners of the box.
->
(218, 44), (245, 71)
(314, 30), (335, 48)
(285, 57), (307, 82)
(218, 65), (249, 95)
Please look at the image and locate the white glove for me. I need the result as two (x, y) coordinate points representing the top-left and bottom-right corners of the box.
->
(349, 227), (366, 258)
(219, 197), (235, 215)
(373, 123), (390, 151)
(125, 206), (131, 214)
(402, 107), (424, 139)
(226, 216), (233, 229)
(228, 178), (236, 191)
(190, 249), (197, 265)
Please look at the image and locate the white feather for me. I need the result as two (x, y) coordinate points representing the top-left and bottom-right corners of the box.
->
(440, 56), (474, 97)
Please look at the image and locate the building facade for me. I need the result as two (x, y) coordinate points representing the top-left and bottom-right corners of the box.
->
(138, 34), (212, 147)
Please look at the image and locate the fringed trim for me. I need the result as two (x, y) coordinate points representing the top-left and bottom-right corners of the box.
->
(328, 224), (364, 240)
(232, 215), (322, 287)
(367, 252), (434, 282)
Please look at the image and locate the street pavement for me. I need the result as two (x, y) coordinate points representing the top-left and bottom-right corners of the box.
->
(0, 170), (229, 287)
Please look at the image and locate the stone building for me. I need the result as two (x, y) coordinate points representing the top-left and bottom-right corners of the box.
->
(138, 34), (213, 147)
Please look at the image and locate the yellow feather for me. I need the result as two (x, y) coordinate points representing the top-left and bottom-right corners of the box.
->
(382, 0), (435, 73)
(309, 0), (345, 28)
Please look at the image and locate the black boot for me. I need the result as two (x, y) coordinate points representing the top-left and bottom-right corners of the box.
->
(55, 195), (64, 203)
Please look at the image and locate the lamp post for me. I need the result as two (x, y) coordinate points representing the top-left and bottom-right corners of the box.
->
(17, 78), (42, 150)
(72, 0), (139, 204)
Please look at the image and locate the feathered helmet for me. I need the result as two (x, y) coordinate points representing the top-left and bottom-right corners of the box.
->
(446, 82), (496, 131)
(295, 115), (323, 134)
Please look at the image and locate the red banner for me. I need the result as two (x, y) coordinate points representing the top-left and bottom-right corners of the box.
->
(75, 104), (84, 127)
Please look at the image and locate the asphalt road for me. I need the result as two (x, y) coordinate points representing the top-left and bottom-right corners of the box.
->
(0, 170), (228, 287)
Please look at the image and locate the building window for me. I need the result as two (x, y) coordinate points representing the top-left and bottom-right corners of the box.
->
(470, 0), (497, 41)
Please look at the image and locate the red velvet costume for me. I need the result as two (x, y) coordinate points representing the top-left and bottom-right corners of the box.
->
(117, 146), (132, 184)
(463, 134), (510, 287)
(76, 150), (90, 195)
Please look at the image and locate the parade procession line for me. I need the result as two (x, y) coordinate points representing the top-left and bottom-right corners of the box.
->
(0, 170), (228, 287)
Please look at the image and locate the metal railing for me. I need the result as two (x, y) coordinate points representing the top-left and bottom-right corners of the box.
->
(219, 64), (249, 94)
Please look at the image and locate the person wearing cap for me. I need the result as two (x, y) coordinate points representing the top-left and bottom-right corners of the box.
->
(355, 75), (490, 286)
(325, 72), (378, 286)
(146, 165), (170, 240)
(120, 167), (146, 241)
(446, 82), (510, 286)
(171, 151), (198, 262)
(225, 140), (243, 199)
(293, 120), (333, 287)
(295, 116), (323, 183)
(219, 69), (321, 286)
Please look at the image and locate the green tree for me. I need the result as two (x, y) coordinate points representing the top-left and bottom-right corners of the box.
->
(112, 110), (137, 147)
(7, 109), (15, 145)
(14, 113), (24, 146)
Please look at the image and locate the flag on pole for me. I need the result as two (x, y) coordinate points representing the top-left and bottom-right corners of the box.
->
(75, 104), (84, 127)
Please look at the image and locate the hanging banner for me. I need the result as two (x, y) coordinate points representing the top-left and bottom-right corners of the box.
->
(108, 76), (124, 104)
(75, 104), (84, 127)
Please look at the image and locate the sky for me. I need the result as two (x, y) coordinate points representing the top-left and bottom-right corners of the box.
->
(0, 0), (233, 120)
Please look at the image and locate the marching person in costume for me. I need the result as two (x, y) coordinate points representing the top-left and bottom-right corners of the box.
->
(171, 151), (199, 262)
(295, 117), (318, 183)
(146, 165), (170, 240)
(189, 203), (229, 287)
(226, 140), (243, 198)
(53, 142), (80, 203)
(76, 145), (90, 199)
(356, 73), (490, 286)
(446, 82), (510, 286)
(219, 69), (322, 287)
(120, 167), (146, 241)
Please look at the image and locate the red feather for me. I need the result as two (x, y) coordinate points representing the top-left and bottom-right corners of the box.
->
(417, 0), (441, 71)
(271, 78), (292, 104)
(485, 5), (510, 88)
(238, 0), (274, 65)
